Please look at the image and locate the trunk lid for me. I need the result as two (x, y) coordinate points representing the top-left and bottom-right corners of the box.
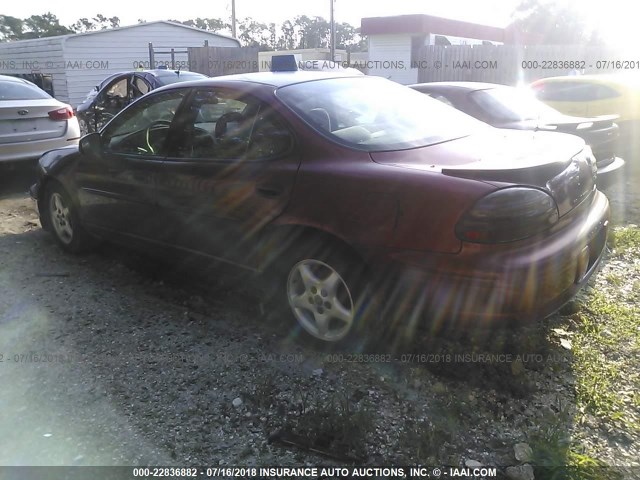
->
(370, 130), (595, 217)
(0, 99), (70, 144)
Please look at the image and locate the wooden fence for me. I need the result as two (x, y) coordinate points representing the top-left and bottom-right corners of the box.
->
(187, 47), (259, 77)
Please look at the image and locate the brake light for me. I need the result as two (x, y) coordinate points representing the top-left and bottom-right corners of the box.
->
(455, 187), (559, 243)
(48, 106), (75, 121)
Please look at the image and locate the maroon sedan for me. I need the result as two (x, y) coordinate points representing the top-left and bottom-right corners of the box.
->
(31, 71), (609, 344)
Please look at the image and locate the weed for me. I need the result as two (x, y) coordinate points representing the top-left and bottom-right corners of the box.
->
(608, 226), (640, 256)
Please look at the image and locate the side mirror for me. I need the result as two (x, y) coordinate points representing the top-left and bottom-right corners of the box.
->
(79, 132), (102, 159)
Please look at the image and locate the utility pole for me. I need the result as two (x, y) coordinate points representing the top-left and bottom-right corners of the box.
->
(330, 0), (335, 61)
(231, 0), (237, 38)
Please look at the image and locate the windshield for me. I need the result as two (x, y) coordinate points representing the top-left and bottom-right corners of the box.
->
(470, 86), (561, 122)
(276, 76), (485, 151)
(0, 79), (51, 100)
(156, 72), (207, 86)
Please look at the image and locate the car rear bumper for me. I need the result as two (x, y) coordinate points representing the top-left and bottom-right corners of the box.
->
(377, 190), (610, 331)
(0, 136), (80, 162)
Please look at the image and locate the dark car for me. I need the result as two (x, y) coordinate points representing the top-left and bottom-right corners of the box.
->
(31, 71), (609, 345)
(76, 69), (207, 134)
(410, 82), (624, 187)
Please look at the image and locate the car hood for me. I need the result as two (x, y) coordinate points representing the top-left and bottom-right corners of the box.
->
(370, 129), (594, 217)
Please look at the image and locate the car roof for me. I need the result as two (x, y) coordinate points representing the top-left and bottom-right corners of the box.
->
(411, 81), (506, 92)
(0, 74), (37, 85)
(172, 70), (365, 88)
(532, 73), (640, 86)
(146, 69), (206, 77)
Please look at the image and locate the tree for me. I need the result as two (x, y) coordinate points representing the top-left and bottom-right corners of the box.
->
(278, 20), (296, 50)
(71, 14), (120, 33)
(71, 18), (95, 33)
(510, 0), (601, 45)
(293, 15), (330, 49)
(0, 15), (24, 41)
(237, 17), (272, 50)
(179, 17), (229, 33)
(22, 13), (73, 39)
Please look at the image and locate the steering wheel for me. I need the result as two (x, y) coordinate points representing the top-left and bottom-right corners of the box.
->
(144, 119), (172, 154)
(215, 112), (244, 139)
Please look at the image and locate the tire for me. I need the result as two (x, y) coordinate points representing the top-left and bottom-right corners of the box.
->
(45, 182), (93, 253)
(274, 239), (379, 346)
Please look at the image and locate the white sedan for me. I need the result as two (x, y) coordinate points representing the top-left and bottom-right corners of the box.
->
(0, 75), (80, 163)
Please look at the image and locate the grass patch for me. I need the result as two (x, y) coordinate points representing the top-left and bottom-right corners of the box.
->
(276, 388), (373, 461)
(608, 225), (640, 256)
(528, 413), (623, 480)
(604, 273), (624, 287)
(571, 292), (640, 431)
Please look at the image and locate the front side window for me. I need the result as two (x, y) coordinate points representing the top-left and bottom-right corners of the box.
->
(102, 89), (186, 156)
(277, 76), (484, 152)
(106, 78), (128, 98)
(94, 76), (129, 112)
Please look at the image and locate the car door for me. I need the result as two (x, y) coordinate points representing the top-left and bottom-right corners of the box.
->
(74, 88), (188, 243)
(156, 87), (299, 269)
(88, 75), (131, 132)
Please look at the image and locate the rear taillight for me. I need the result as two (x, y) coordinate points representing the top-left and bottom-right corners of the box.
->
(455, 187), (559, 244)
(48, 106), (75, 121)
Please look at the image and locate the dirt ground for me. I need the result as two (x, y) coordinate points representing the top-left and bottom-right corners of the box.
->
(0, 158), (638, 478)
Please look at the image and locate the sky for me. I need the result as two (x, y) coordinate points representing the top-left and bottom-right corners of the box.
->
(1, 0), (636, 48)
(0, 0), (521, 30)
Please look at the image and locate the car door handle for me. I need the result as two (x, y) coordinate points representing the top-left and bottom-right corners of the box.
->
(256, 185), (283, 198)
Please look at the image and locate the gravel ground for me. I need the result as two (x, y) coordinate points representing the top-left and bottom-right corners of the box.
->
(0, 158), (639, 478)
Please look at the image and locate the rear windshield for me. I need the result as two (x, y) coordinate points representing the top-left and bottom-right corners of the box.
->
(0, 79), (51, 100)
(470, 87), (560, 122)
(156, 72), (207, 86)
(276, 76), (484, 151)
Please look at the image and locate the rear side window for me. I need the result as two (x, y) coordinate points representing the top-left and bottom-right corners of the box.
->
(0, 79), (51, 100)
(534, 81), (620, 102)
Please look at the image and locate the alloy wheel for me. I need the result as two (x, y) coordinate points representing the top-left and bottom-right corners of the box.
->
(287, 259), (355, 342)
(49, 192), (74, 245)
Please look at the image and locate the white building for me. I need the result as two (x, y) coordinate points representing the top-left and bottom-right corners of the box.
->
(0, 21), (239, 105)
(361, 14), (509, 85)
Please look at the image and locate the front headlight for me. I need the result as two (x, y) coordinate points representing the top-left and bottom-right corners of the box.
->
(455, 187), (559, 244)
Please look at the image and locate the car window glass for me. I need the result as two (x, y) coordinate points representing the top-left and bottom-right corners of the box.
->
(278, 76), (484, 151)
(246, 109), (294, 159)
(133, 76), (151, 98)
(0, 79), (51, 100)
(173, 89), (285, 160)
(94, 77), (129, 112)
(428, 93), (455, 108)
(470, 87), (559, 122)
(101, 89), (186, 156)
(534, 81), (620, 102)
(106, 78), (128, 98)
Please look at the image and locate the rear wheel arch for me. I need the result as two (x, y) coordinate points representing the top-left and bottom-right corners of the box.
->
(260, 223), (368, 273)
(259, 223), (382, 344)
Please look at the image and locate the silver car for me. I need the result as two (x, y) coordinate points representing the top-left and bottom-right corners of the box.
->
(0, 75), (80, 163)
